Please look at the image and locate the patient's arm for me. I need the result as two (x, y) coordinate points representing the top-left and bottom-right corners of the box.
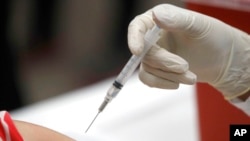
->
(14, 120), (75, 141)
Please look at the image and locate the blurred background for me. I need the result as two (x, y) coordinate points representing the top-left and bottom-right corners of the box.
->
(2, 0), (184, 111)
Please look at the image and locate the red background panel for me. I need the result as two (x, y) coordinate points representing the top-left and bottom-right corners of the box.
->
(186, 2), (250, 141)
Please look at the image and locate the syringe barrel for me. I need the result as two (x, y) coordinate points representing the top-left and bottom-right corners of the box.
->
(115, 25), (161, 85)
(115, 54), (143, 84)
(104, 25), (161, 102)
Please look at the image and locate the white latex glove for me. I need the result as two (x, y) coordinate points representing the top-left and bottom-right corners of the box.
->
(127, 4), (250, 100)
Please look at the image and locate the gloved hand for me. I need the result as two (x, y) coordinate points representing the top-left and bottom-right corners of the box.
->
(127, 4), (250, 100)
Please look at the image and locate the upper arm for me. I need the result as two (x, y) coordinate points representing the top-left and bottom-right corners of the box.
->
(14, 120), (75, 141)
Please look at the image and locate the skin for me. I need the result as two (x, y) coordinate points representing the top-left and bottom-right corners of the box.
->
(14, 120), (75, 141)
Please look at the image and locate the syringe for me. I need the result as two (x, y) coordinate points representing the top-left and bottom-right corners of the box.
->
(85, 25), (161, 133)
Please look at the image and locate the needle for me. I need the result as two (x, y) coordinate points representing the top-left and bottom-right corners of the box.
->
(85, 111), (100, 133)
(84, 25), (161, 133)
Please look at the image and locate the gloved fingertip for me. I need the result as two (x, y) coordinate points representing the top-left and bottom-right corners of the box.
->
(127, 26), (145, 55)
(131, 46), (144, 56)
(185, 71), (197, 84)
(127, 39), (144, 55)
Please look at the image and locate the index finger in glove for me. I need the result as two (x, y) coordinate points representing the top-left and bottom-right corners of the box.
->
(143, 46), (189, 73)
(128, 10), (155, 55)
